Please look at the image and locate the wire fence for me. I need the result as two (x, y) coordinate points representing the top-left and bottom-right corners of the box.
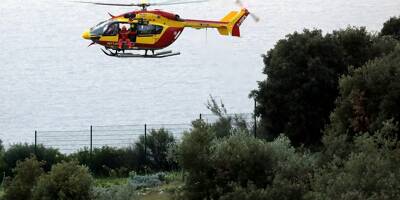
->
(35, 113), (255, 154)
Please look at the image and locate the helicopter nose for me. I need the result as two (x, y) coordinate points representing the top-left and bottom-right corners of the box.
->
(82, 29), (91, 40)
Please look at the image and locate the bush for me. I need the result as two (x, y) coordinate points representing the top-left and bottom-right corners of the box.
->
(135, 128), (177, 172)
(92, 185), (137, 200)
(206, 96), (250, 138)
(211, 133), (275, 193)
(381, 16), (400, 40)
(3, 157), (44, 200)
(220, 185), (269, 200)
(3, 143), (64, 176)
(70, 146), (138, 177)
(178, 120), (216, 200)
(179, 127), (315, 200)
(128, 171), (166, 189)
(251, 28), (396, 147)
(308, 122), (400, 199)
(32, 161), (93, 200)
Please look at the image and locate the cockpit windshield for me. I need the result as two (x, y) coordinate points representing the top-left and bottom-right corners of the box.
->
(90, 20), (114, 36)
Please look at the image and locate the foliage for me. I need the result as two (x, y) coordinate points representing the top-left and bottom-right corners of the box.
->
(381, 16), (400, 40)
(177, 120), (216, 200)
(264, 136), (316, 200)
(94, 177), (127, 188)
(92, 185), (137, 200)
(135, 128), (177, 172)
(251, 27), (397, 147)
(308, 121), (400, 200)
(3, 144), (64, 176)
(210, 133), (274, 194)
(32, 161), (93, 200)
(219, 185), (269, 200)
(3, 157), (44, 200)
(70, 146), (137, 177)
(178, 127), (314, 200)
(206, 95), (250, 138)
(0, 140), (6, 180)
(324, 46), (400, 158)
(128, 171), (166, 189)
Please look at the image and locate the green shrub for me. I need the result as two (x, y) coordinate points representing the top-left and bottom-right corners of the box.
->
(128, 171), (166, 189)
(179, 127), (315, 200)
(308, 122), (400, 200)
(32, 161), (93, 200)
(135, 128), (177, 171)
(91, 185), (137, 200)
(70, 146), (138, 177)
(264, 136), (316, 200)
(3, 144), (64, 176)
(3, 157), (44, 200)
(211, 133), (274, 193)
(206, 96), (250, 138)
(219, 185), (269, 200)
(178, 120), (216, 200)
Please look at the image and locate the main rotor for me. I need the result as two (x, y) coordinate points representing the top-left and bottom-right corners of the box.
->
(76, 0), (209, 11)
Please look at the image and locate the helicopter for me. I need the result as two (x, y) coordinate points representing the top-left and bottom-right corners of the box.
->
(79, 0), (254, 58)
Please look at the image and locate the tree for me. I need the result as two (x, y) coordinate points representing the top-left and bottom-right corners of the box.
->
(323, 46), (400, 158)
(381, 16), (400, 40)
(251, 28), (396, 147)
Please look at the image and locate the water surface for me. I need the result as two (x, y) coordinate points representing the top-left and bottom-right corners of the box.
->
(0, 0), (399, 144)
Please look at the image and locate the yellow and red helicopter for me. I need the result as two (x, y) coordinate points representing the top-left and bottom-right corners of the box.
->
(80, 0), (255, 58)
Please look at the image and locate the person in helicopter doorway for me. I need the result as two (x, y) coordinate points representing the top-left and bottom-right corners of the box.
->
(129, 23), (137, 43)
(118, 26), (132, 49)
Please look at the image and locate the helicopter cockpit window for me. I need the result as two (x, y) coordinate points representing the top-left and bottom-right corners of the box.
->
(90, 20), (114, 36)
(103, 23), (119, 36)
(137, 25), (163, 35)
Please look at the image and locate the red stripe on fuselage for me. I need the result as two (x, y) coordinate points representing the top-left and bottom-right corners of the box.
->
(183, 19), (228, 25)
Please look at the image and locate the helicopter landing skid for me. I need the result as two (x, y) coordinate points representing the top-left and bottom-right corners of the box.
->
(101, 49), (181, 58)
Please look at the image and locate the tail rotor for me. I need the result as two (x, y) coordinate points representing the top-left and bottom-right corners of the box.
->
(235, 0), (260, 22)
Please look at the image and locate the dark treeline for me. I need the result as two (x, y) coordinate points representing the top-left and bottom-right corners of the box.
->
(0, 128), (177, 179)
(1, 16), (400, 200)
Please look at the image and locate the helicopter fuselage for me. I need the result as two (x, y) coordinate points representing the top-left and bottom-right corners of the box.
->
(82, 9), (249, 51)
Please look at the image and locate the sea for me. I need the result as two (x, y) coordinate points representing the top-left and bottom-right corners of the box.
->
(0, 0), (399, 146)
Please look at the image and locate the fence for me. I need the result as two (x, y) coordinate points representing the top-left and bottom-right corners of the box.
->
(34, 113), (256, 154)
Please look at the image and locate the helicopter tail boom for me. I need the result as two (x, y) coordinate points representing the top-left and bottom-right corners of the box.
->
(218, 8), (249, 37)
(183, 8), (249, 37)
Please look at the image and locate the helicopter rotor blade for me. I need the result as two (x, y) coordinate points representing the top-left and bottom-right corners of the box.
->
(235, 0), (260, 22)
(74, 1), (138, 7)
(152, 0), (208, 6)
(74, 0), (207, 7)
(249, 13), (260, 22)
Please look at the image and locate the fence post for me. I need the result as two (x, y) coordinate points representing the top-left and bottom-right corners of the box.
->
(254, 98), (257, 138)
(144, 123), (147, 173)
(90, 125), (93, 158)
(34, 130), (37, 156)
